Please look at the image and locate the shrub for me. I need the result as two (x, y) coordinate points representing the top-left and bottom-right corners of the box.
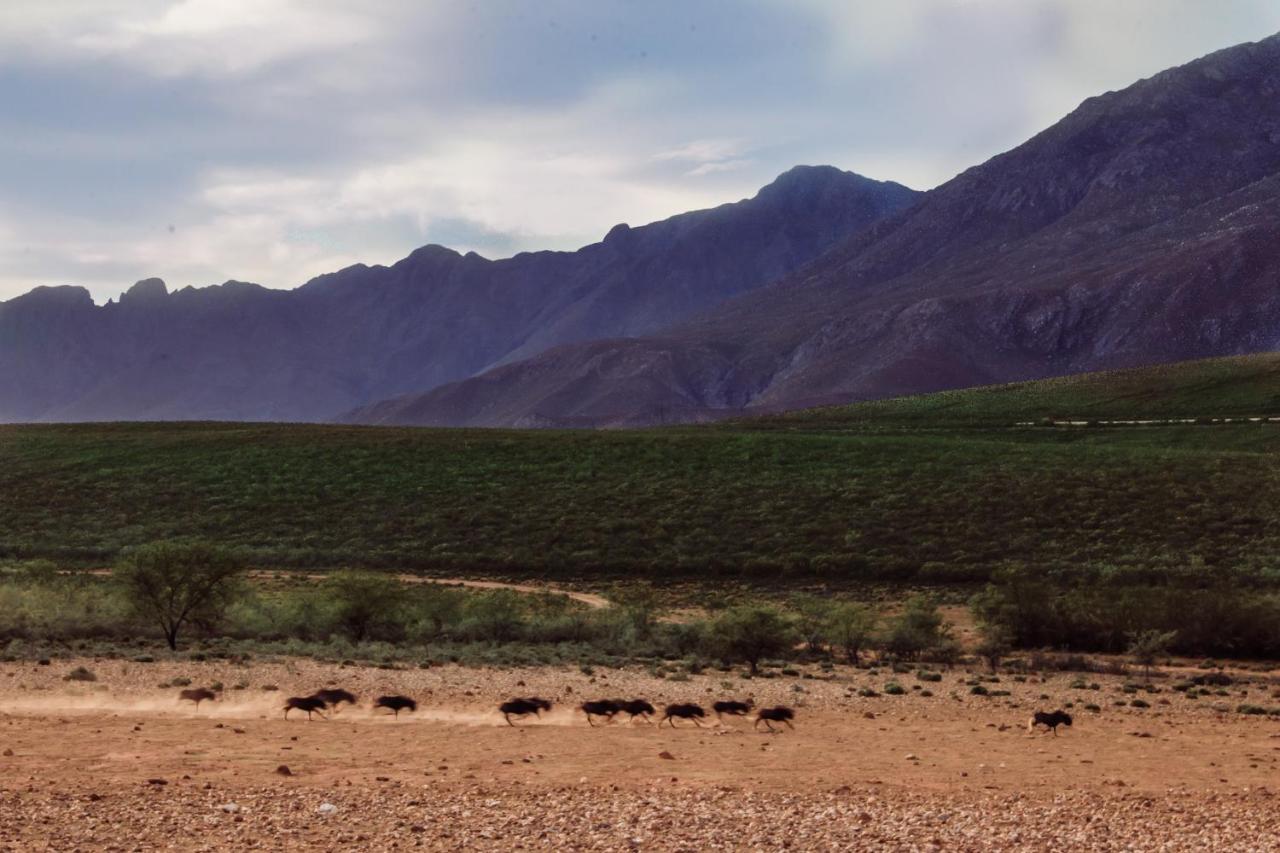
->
(1127, 629), (1177, 679)
(790, 594), (834, 654)
(883, 682), (906, 695)
(116, 541), (245, 650)
(706, 605), (797, 675)
(825, 602), (877, 665)
(974, 622), (1013, 672)
(321, 571), (407, 643)
(915, 670), (942, 682)
(883, 596), (950, 660)
(456, 590), (526, 643)
(64, 666), (96, 682)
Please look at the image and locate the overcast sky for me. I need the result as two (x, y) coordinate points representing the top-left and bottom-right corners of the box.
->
(2, 0), (1278, 303)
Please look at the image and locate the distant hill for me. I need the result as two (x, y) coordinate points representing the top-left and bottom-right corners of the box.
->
(362, 33), (1280, 428)
(6, 353), (1280, 580)
(749, 352), (1280, 429)
(0, 166), (916, 422)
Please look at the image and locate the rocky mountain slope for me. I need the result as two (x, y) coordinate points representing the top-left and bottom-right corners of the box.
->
(0, 167), (916, 422)
(356, 33), (1280, 428)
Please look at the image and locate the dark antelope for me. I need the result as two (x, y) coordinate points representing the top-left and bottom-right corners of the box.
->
(178, 687), (216, 709)
(374, 695), (418, 717)
(660, 703), (706, 727)
(311, 688), (357, 708)
(713, 699), (753, 720)
(499, 697), (552, 726)
(614, 699), (655, 722)
(1028, 710), (1073, 735)
(754, 706), (795, 732)
(283, 696), (328, 720)
(580, 699), (621, 726)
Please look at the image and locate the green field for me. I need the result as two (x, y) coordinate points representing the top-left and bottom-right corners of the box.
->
(3, 354), (1280, 586)
(752, 352), (1280, 429)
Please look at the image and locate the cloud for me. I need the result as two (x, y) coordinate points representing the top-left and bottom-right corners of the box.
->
(1, 1), (1279, 301)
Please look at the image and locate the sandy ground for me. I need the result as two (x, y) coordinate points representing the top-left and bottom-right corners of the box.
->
(1, 658), (1279, 851)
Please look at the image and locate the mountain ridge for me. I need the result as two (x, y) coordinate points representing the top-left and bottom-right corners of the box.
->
(355, 32), (1280, 428)
(0, 166), (917, 422)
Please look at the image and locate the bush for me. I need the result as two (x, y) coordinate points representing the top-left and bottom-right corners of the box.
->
(975, 569), (1280, 660)
(456, 590), (526, 643)
(706, 605), (797, 675)
(64, 666), (96, 682)
(321, 571), (407, 643)
(915, 670), (943, 682)
(825, 602), (877, 664)
(884, 682), (906, 695)
(790, 594), (834, 654)
(116, 541), (245, 649)
(883, 596), (950, 661)
(1127, 629), (1177, 679)
(973, 621), (1013, 672)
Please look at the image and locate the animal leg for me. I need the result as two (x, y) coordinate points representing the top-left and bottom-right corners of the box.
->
(504, 713), (515, 727)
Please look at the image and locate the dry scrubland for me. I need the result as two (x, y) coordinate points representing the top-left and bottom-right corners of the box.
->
(2, 658), (1279, 850)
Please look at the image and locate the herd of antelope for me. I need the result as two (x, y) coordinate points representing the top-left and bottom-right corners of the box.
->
(180, 685), (1075, 736)
(179, 687), (798, 731)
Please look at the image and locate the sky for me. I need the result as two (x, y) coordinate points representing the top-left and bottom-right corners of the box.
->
(2, 1), (1279, 303)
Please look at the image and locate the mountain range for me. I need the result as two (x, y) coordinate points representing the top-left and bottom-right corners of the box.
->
(0, 167), (915, 422)
(5, 33), (1280, 426)
(354, 32), (1280, 427)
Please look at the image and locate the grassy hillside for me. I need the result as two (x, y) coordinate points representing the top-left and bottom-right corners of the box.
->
(751, 353), (1280, 429)
(3, 354), (1280, 585)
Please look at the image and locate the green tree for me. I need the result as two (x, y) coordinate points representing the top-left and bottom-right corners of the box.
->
(116, 541), (245, 650)
(825, 602), (878, 665)
(708, 604), (797, 675)
(974, 622), (1013, 672)
(884, 595), (949, 661)
(457, 589), (526, 643)
(322, 571), (406, 642)
(613, 582), (662, 641)
(1127, 628), (1177, 680)
(971, 565), (1059, 648)
(791, 594), (834, 654)
(409, 585), (466, 642)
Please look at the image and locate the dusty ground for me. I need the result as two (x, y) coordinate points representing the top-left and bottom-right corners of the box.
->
(1, 658), (1279, 851)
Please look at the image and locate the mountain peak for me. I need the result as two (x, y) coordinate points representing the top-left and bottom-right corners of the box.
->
(754, 165), (916, 210)
(122, 278), (168, 303)
(7, 285), (94, 309)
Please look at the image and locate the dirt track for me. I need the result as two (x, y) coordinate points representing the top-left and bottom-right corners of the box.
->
(2, 658), (1279, 850)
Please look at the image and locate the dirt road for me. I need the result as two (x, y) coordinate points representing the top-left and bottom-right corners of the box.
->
(2, 658), (1278, 850)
